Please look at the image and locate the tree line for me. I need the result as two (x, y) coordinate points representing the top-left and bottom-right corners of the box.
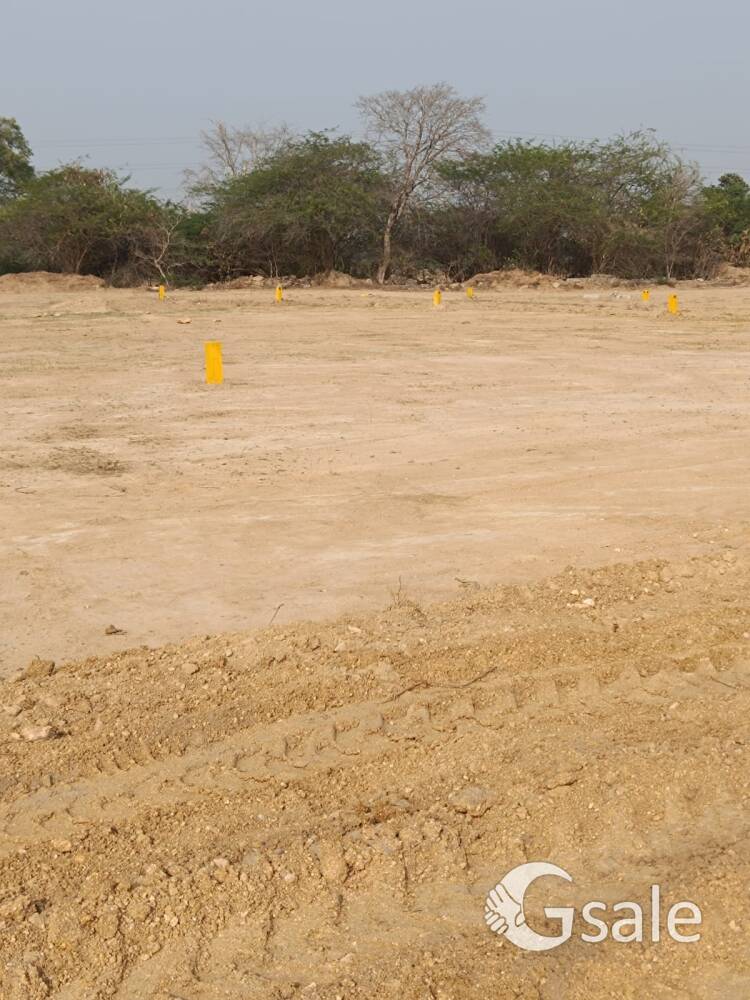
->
(1, 85), (749, 286)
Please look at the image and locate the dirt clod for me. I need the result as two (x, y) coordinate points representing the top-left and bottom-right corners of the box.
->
(23, 658), (56, 680)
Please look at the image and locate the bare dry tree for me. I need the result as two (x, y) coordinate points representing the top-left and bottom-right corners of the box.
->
(356, 83), (490, 283)
(184, 121), (293, 195)
(130, 211), (182, 284)
(650, 159), (706, 280)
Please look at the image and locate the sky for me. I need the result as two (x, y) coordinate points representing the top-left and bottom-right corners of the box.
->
(3, 0), (750, 197)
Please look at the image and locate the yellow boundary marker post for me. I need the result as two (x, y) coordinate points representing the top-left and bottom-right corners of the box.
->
(433, 288), (442, 307)
(641, 289), (650, 302)
(205, 341), (223, 384)
(275, 284), (283, 303)
(668, 293), (679, 315)
(158, 284), (166, 302)
(467, 286), (475, 300)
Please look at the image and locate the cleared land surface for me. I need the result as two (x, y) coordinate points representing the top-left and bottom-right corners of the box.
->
(1, 281), (750, 998)
(1, 283), (749, 674)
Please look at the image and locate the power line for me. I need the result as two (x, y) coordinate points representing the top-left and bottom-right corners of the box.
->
(33, 137), (199, 149)
(27, 129), (750, 189)
(28, 130), (750, 157)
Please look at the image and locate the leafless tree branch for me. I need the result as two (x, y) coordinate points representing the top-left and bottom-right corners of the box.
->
(356, 83), (490, 282)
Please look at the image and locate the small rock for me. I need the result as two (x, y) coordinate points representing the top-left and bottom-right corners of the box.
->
(181, 661), (200, 676)
(581, 597), (596, 608)
(448, 785), (492, 817)
(96, 911), (119, 940)
(104, 624), (125, 636)
(674, 562), (695, 579)
(19, 724), (60, 742)
(545, 773), (578, 790)
(126, 898), (152, 921)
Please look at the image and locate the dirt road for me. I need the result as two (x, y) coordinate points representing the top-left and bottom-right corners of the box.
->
(1, 283), (749, 676)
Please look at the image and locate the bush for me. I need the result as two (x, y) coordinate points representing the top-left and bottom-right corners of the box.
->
(0, 164), (182, 283)
(0, 115), (745, 285)
(202, 132), (389, 279)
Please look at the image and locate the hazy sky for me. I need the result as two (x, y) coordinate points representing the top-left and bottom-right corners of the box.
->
(4, 0), (749, 196)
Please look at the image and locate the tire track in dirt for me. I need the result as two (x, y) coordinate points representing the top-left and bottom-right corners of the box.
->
(1, 649), (747, 859)
(1, 550), (750, 998)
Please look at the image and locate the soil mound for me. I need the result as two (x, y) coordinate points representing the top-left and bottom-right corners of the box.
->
(467, 267), (560, 289)
(711, 263), (750, 286)
(207, 271), (363, 291)
(312, 269), (358, 288)
(207, 274), (269, 290)
(206, 275), (301, 291)
(0, 271), (106, 292)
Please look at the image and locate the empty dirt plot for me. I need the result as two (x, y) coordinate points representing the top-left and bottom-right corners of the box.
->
(1, 281), (750, 676)
(2, 280), (750, 997)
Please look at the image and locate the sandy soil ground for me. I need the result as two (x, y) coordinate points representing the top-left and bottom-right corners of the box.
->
(1, 281), (750, 998)
(1, 551), (750, 998)
(1, 283), (749, 675)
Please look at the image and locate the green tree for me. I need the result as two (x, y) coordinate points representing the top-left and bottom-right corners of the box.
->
(703, 173), (750, 238)
(0, 117), (33, 201)
(439, 139), (611, 275)
(206, 132), (388, 277)
(439, 132), (716, 279)
(702, 173), (750, 264)
(0, 163), (180, 281)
